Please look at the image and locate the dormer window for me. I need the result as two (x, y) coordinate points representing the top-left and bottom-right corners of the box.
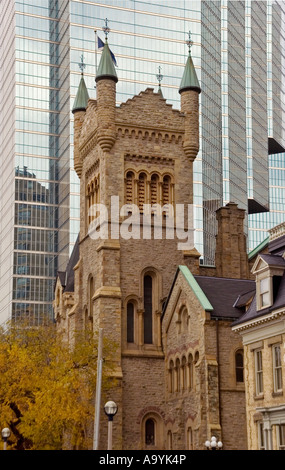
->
(252, 253), (285, 311)
(256, 274), (272, 311)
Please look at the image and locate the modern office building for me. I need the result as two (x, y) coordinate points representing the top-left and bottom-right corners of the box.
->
(0, 0), (285, 325)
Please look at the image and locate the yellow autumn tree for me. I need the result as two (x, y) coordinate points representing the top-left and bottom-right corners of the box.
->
(0, 321), (115, 450)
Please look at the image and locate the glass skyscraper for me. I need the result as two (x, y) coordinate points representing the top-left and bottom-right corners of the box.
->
(1, 0), (285, 325)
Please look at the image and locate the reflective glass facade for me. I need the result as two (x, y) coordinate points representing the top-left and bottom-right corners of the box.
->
(1, 0), (285, 324)
(248, 0), (285, 251)
(1, 0), (70, 324)
(248, 153), (285, 251)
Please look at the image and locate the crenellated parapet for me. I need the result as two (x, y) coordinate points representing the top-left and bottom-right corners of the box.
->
(117, 126), (183, 145)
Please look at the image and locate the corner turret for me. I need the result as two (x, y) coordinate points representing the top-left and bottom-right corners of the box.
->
(179, 33), (201, 161)
(72, 57), (89, 177)
(95, 29), (118, 152)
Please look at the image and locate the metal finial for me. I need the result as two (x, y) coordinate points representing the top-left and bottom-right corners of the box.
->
(103, 18), (110, 40)
(186, 31), (193, 54)
(156, 66), (163, 86)
(78, 54), (86, 74)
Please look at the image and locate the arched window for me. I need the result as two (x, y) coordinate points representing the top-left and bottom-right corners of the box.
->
(145, 419), (155, 446)
(162, 175), (171, 205)
(144, 275), (153, 344)
(235, 350), (244, 383)
(181, 307), (188, 332)
(125, 171), (135, 205)
(188, 353), (193, 390)
(194, 351), (199, 364)
(182, 356), (187, 390)
(84, 306), (93, 332)
(142, 413), (163, 449)
(127, 302), (134, 343)
(169, 360), (174, 393)
(138, 172), (147, 212)
(175, 358), (181, 392)
(87, 175), (100, 226)
(150, 173), (159, 206)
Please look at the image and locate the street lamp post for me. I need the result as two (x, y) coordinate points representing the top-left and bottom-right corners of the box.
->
(1, 428), (11, 451)
(205, 436), (223, 450)
(104, 401), (118, 450)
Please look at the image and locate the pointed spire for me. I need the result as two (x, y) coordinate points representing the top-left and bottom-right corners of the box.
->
(156, 66), (164, 97)
(72, 55), (90, 113)
(95, 19), (118, 83)
(179, 32), (201, 95)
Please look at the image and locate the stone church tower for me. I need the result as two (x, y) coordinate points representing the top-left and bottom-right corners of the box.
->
(54, 32), (256, 450)
(70, 37), (201, 449)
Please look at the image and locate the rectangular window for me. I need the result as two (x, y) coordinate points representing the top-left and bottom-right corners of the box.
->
(255, 349), (263, 396)
(278, 424), (285, 450)
(260, 277), (270, 307)
(258, 422), (265, 450)
(273, 344), (283, 393)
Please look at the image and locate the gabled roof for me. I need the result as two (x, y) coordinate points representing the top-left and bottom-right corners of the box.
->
(252, 253), (285, 274)
(179, 266), (213, 311)
(259, 254), (285, 268)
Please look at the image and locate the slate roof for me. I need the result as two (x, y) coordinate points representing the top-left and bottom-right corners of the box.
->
(268, 233), (285, 256)
(259, 254), (285, 267)
(194, 276), (255, 320)
(162, 266), (255, 322)
(57, 271), (66, 288)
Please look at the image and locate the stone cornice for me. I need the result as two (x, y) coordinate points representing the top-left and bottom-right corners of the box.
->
(269, 221), (285, 241)
(232, 308), (285, 333)
(78, 122), (185, 159)
(117, 124), (183, 144)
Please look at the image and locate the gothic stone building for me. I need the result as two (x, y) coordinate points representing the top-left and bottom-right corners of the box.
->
(54, 39), (255, 450)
